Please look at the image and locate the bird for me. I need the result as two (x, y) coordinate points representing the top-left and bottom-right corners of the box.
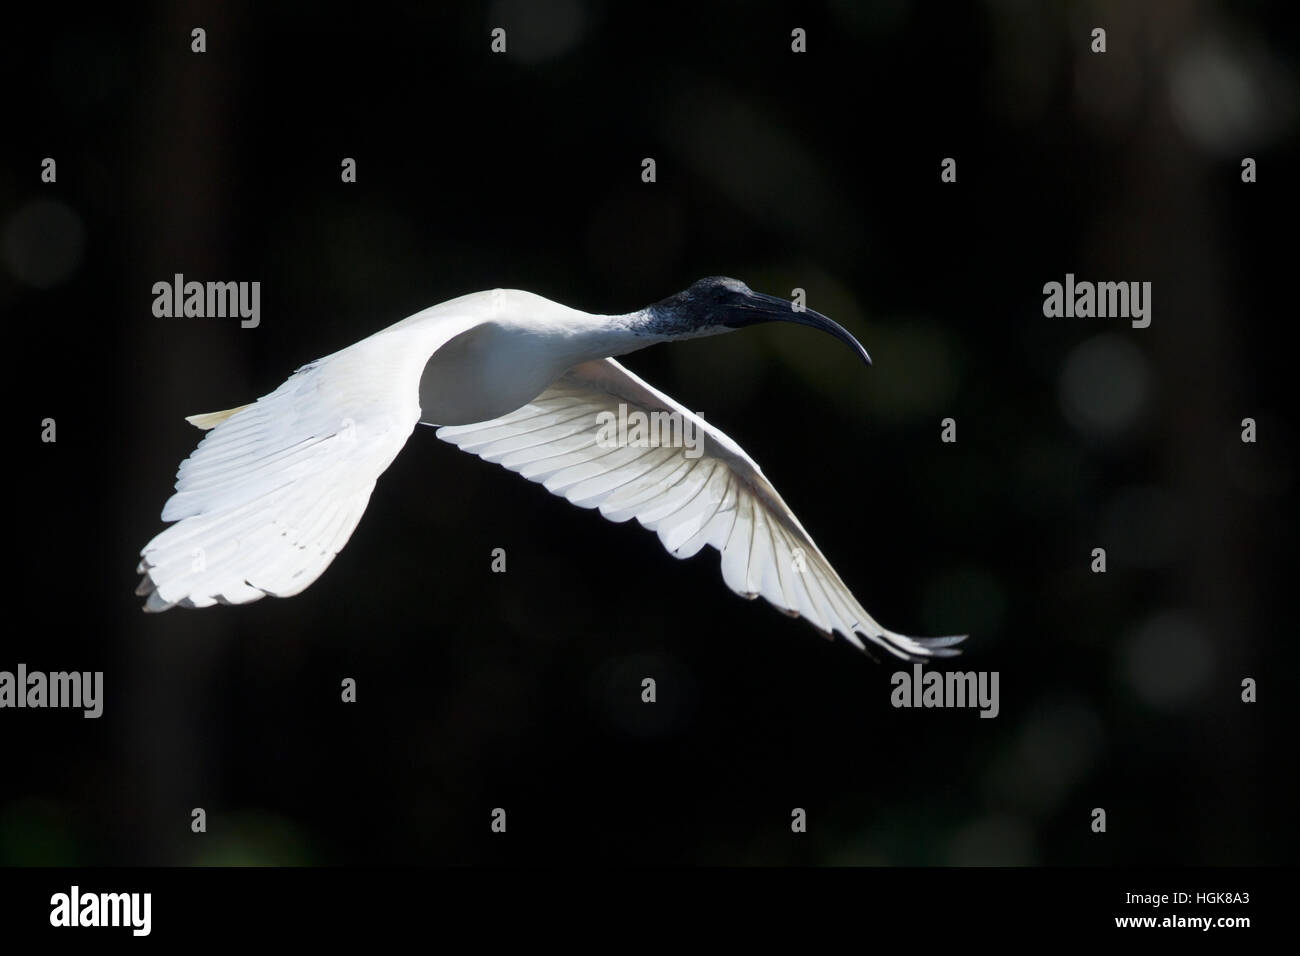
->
(137, 277), (965, 662)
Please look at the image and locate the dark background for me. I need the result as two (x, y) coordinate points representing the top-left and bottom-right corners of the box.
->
(3, 1), (1295, 865)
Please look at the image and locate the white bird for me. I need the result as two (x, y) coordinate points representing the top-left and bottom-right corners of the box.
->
(138, 278), (965, 661)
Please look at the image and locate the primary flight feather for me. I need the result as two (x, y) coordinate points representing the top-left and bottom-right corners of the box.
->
(138, 278), (965, 661)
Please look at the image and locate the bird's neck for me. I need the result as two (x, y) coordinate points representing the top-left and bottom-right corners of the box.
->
(575, 307), (728, 362)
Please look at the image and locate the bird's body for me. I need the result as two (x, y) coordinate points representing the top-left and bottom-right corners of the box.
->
(413, 289), (630, 424)
(138, 278), (965, 661)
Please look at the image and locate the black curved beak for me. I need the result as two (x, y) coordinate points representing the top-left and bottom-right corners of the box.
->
(722, 291), (872, 367)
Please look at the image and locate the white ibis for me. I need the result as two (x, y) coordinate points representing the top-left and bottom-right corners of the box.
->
(138, 278), (965, 661)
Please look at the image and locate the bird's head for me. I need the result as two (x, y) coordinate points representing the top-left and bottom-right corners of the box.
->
(646, 276), (872, 366)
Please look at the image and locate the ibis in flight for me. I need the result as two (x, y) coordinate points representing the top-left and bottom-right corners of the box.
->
(138, 278), (965, 661)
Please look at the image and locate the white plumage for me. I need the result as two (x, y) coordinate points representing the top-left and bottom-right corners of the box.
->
(139, 280), (964, 661)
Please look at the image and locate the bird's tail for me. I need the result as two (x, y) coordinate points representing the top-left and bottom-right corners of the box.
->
(184, 404), (252, 430)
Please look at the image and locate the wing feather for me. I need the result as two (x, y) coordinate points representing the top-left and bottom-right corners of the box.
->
(436, 358), (964, 660)
(138, 349), (421, 611)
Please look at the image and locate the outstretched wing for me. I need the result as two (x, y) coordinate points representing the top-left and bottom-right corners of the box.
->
(435, 358), (964, 660)
(137, 351), (422, 611)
